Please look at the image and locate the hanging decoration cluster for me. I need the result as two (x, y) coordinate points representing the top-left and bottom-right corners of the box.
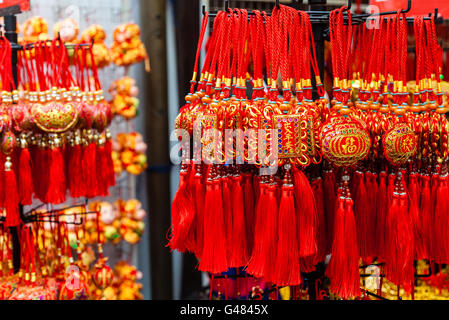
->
(3, 38), (116, 217)
(170, 3), (449, 301)
(170, 4), (329, 291)
(0, 8), (149, 300)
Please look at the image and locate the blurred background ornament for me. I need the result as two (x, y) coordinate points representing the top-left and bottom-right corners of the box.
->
(81, 24), (111, 69)
(21, 16), (49, 43)
(109, 76), (140, 120)
(53, 17), (79, 43)
(112, 132), (147, 176)
(110, 23), (150, 72)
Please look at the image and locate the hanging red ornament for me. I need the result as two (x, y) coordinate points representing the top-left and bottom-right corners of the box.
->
(92, 257), (114, 290)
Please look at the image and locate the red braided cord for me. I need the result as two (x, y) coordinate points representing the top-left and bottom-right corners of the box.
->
(262, 11), (271, 84)
(230, 9), (241, 85)
(190, 11), (209, 93)
(200, 12), (223, 78)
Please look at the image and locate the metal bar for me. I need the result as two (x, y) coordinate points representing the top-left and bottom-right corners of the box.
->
(363, 15), (441, 23)
(203, 8), (440, 24)
(29, 211), (98, 218)
(10, 42), (92, 51)
(204, 11), (439, 23)
(26, 217), (85, 225)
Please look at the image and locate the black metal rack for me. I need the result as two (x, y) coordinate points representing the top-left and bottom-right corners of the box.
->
(10, 41), (93, 50)
(4, 13), (21, 274)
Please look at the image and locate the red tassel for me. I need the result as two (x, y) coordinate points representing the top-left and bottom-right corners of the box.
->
(95, 144), (106, 197)
(68, 143), (84, 198)
(30, 145), (41, 202)
(326, 182), (360, 299)
(383, 173), (397, 259)
(419, 174), (431, 260)
(33, 147), (49, 202)
(433, 171), (449, 263)
(221, 170), (233, 262)
(243, 172), (255, 254)
(0, 153), (4, 209)
(246, 178), (268, 278)
(41, 148), (51, 201)
(429, 171), (439, 259)
(311, 177), (327, 263)
(376, 171), (387, 260)
(354, 171), (370, 264)
(323, 170), (336, 254)
(384, 188), (400, 271)
(193, 164), (205, 258)
(431, 172), (439, 214)
(198, 166), (228, 274)
(273, 168), (301, 286)
(105, 134), (116, 188)
(18, 146), (33, 205)
(45, 145), (66, 205)
(408, 173), (419, 210)
(184, 163), (197, 252)
(384, 177), (414, 295)
(387, 173), (395, 204)
(365, 172), (378, 259)
(400, 169), (409, 194)
(169, 163), (196, 253)
(351, 169), (361, 199)
(64, 141), (70, 181)
(229, 173), (249, 268)
(4, 156), (21, 228)
(253, 174), (261, 204)
(293, 168), (317, 258)
(95, 143), (110, 197)
(83, 142), (98, 199)
(408, 173), (424, 260)
(246, 178), (278, 282)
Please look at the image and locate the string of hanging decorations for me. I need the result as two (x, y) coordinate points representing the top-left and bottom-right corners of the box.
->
(169, 0), (448, 300)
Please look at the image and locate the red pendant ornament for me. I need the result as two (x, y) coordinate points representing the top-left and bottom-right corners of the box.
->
(383, 122), (417, 166)
(320, 116), (371, 167)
